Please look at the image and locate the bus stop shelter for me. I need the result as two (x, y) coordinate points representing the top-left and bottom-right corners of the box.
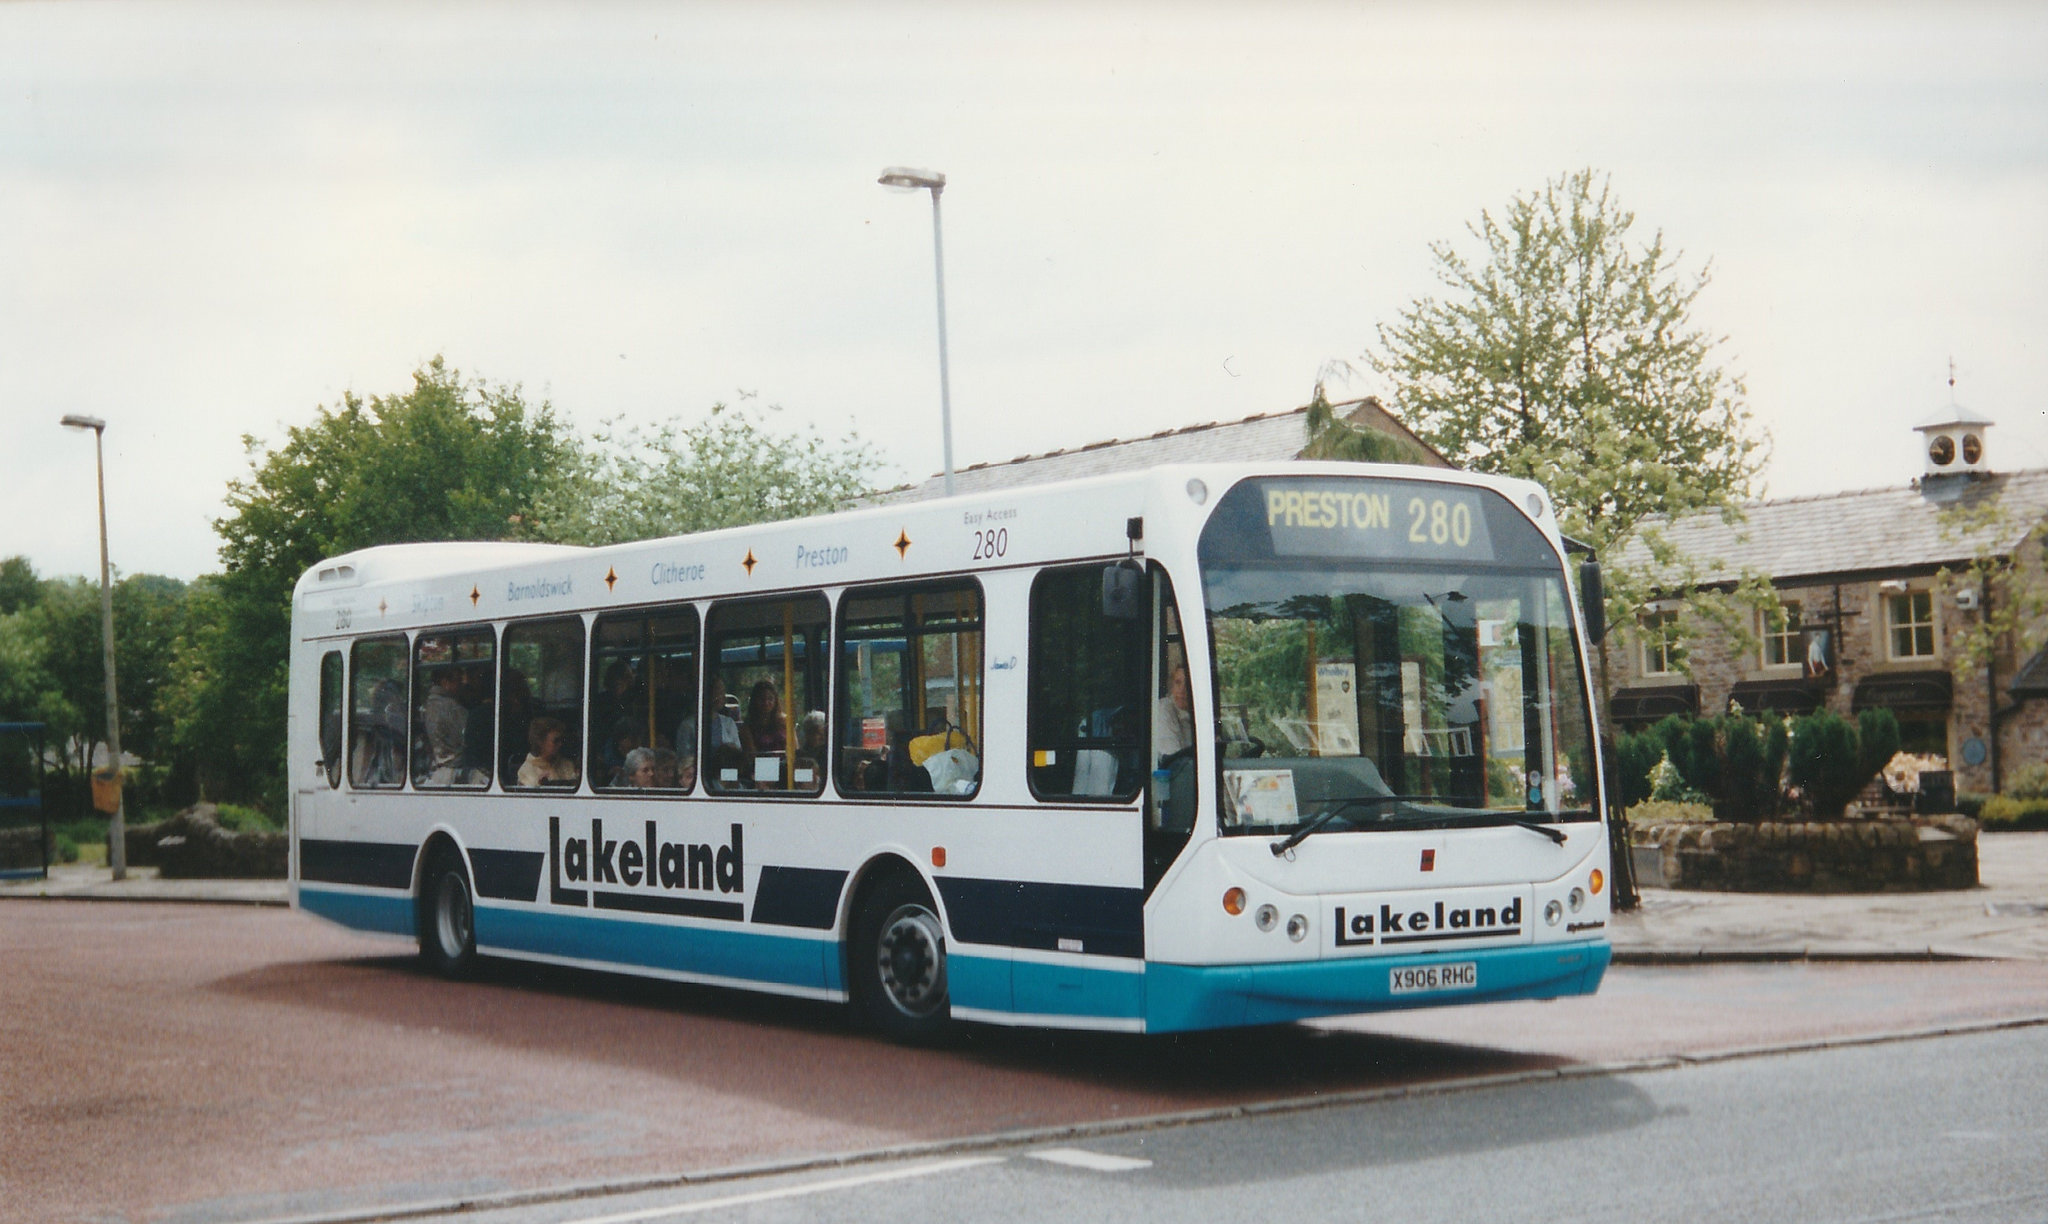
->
(0, 722), (49, 881)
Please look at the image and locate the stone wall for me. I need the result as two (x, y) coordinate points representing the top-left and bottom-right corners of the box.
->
(1634, 815), (1978, 893)
(0, 824), (51, 871)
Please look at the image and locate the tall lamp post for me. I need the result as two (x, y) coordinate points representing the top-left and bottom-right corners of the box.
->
(60, 413), (125, 880)
(877, 166), (957, 497)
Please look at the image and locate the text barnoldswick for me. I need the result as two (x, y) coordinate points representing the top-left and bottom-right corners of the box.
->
(508, 573), (573, 602)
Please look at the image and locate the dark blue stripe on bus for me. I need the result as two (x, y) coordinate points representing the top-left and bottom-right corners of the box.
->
(300, 839), (414, 890)
(936, 877), (1145, 960)
(749, 866), (848, 930)
(590, 889), (746, 922)
(470, 848), (544, 903)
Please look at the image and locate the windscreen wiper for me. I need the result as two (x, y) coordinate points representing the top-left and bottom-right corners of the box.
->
(1437, 810), (1570, 845)
(1269, 794), (1425, 856)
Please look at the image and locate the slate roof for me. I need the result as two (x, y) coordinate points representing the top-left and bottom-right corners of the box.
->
(865, 397), (1447, 506)
(1618, 468), (2048, 587)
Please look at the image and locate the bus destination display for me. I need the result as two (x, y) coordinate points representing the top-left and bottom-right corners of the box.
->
(1255, 479), (1499, 562)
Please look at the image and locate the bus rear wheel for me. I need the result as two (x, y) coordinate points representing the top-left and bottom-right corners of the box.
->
(418, 847), (477, 978)
(851, 873), (951, 1043)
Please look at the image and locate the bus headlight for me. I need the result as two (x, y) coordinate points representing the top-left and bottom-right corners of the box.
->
(1568, 887), (1586, 913)
(1255, 904), (1279, 932)
(1544, 899), (1563, 926)
(1286, 914), (1309, 942)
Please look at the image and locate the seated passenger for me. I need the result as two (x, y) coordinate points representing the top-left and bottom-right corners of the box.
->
(615, 746), (659, 789)
(650, 747), (680, 789)
(516, 716), (579, 788)
(742, 680), (786, 756)
(676, 753), (698, 792)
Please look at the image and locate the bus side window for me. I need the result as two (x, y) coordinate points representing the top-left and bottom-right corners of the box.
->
(347, 637), (407, 790)
(836, 581), (984, 798)
(1027, 566), (1149, 802)
(412, 626), (496, 790)
(704, 595), (829, 797)
(589, 609), (698, 793)
(503, 617), (586, 791)
(317, 651), (344, 789)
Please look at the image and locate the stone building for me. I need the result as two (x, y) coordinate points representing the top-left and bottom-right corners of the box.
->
(1608, 411), (2048, 796)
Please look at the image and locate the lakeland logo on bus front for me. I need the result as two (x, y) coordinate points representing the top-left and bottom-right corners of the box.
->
(548, 817), (746, 919)
(1331, 892), (1524, 951)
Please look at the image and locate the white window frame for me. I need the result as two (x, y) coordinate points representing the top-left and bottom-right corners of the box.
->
(1886, 588), (1938, 661)
(1640, 606), (1683, 677)
(1760, 599), (1803, 669)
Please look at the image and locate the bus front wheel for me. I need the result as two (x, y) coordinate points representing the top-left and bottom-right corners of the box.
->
(418, 846), (477, 978)
(851, 873), (951, 1043)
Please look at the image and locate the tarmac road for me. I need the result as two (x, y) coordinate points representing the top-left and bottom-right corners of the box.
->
(5, 902), (2048, 1224)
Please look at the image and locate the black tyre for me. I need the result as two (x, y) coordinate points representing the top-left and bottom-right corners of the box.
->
(418, 846), (478, 978)
(850, 872), (951, 1043)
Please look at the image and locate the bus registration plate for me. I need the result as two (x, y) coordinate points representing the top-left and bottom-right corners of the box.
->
(1389, 962), (1477, 995)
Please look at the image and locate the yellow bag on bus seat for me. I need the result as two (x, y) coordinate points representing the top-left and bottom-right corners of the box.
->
(907, 728), (969, 767)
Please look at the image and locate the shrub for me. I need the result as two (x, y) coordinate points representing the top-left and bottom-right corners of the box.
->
(1614, 731), (1665, 807)
(215, 803), (280, 833)
(2003, 762), (2048, 801)
(1788, 710), (1886, 817)
(1625, 799), (1714, 827)
(1857, 708), (1901, 782)
(1957, 792), (1989, 819)
(1649, 755), (1704, 803)
(1709, 713), (1788, 822)
(1980, 795), (2048, 830)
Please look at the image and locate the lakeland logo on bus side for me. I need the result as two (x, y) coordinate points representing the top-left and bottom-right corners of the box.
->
(548, 817), (746, 921)
(1333, 896), (1522, 948)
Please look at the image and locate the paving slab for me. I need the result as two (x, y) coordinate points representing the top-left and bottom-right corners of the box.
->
(1610, 830), (2048, 962)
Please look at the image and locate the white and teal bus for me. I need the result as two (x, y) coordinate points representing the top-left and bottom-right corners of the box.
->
(289, 462), (1613, 1039)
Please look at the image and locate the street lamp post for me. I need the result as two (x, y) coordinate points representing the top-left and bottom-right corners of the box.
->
(878, 166), (957, 497)
(60, 413), (126, 880)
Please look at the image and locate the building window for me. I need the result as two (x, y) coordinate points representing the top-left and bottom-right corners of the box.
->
(1761, 601), (1803, 667)
(1640, 608), (1683, 676)
(1888, 591), (1937, 660)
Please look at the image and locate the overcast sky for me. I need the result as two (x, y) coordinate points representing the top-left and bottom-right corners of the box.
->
(4, 1), (2044, 583)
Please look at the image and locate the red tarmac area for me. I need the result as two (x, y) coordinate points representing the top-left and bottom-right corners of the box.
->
(5, 902), (2048, 1224)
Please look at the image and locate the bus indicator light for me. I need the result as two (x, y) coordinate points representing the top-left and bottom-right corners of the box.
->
(931, 847), (947, 868)
(1590, 868), (1604, 895)
(1223, 887), (1246, 915)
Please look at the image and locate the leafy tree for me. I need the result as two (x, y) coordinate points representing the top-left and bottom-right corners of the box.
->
(1299, 385), (1428, 465)
(1366, 169), (1766, 706)
(527, 400), (886, 546)
(181, 357), (569, 810)
(0, 556), (39, 615)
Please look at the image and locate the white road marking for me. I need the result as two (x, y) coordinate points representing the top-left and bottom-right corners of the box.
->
(1027, 1147), (1154, 1172)
(561, 1156), (1005, 1223)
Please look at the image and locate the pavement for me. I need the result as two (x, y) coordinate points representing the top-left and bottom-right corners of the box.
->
(5, 831), (2047, 962)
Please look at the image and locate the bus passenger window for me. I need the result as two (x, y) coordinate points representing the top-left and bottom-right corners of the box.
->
(411, 626), (495, 789)
(317, 651), (344, 789)
(347, 637), (407, 790)
(1027, 566), (1149, 802)
(704, 595), (829, 796)
(503, 618), (585, 790)
(589, 609), (698, 793)
(836, 582), (984, 798)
